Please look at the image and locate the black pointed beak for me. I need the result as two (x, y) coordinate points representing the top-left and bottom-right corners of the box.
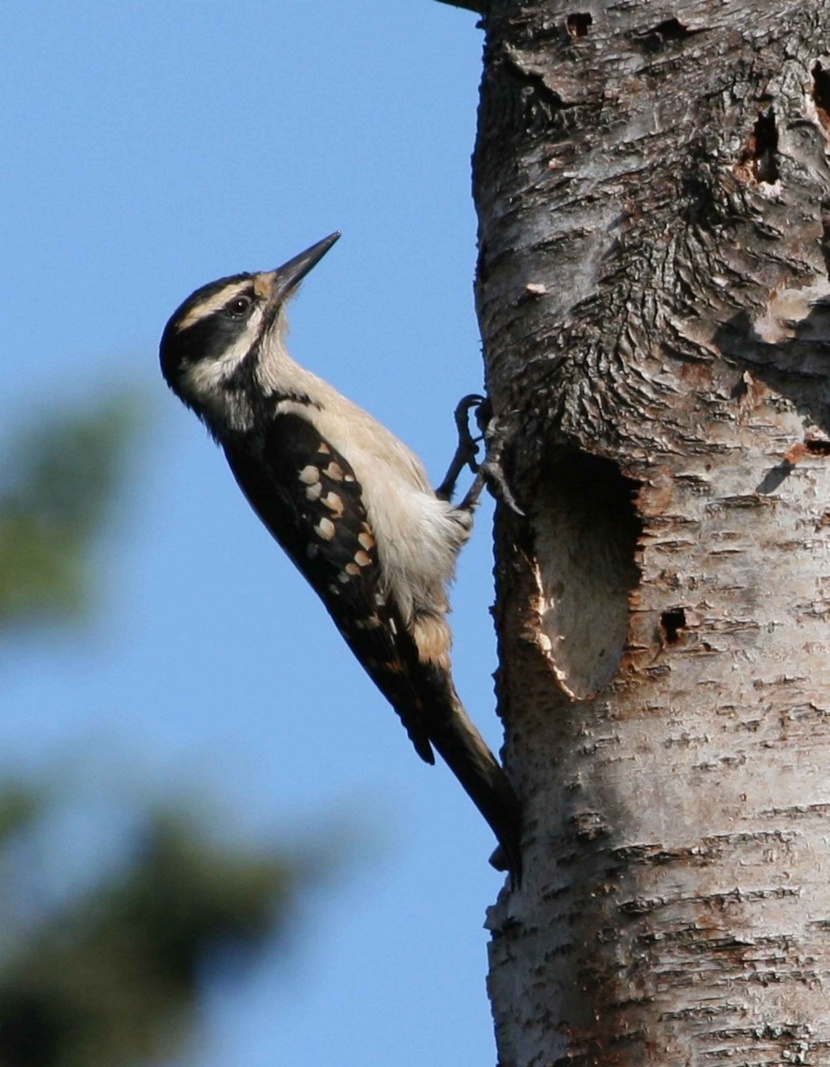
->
(270, 232), (341, 302)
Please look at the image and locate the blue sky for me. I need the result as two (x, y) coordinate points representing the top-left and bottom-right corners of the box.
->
(2, 4), (507, 1064)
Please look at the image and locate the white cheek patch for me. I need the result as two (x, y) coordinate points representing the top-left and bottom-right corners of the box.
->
(181, 307), (265, 401)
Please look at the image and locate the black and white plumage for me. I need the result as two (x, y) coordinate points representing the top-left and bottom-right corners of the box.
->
(159, 233), (521, 881)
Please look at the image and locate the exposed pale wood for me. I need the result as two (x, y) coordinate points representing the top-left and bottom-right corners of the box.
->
(473, 1), (830, 1063)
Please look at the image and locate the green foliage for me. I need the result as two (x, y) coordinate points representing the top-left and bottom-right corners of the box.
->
(0, 789), (298, 1067)
(0, 783), (42, 844)
(0, 394), (324, 1066)
(0, 395), (137, 625)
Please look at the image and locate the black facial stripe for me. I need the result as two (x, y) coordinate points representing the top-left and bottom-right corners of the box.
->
(159, 272), (257, 385)
(167, 309), (248, 370)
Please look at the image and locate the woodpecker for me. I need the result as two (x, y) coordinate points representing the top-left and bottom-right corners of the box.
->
(159, 233), (522, 881)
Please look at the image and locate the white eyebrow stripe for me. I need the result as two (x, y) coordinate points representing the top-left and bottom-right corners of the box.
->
(176, 280), (251, 331)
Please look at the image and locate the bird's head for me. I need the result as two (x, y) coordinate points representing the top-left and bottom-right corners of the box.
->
(159, 232), (340, 431)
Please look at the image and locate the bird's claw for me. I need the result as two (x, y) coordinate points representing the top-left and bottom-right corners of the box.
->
(437, 393), (487, 500)
(439, 394), (524, 517)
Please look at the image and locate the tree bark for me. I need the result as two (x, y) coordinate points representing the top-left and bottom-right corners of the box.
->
(472, 1), (830, 1063)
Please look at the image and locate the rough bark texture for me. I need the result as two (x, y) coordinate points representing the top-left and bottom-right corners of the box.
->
(472, 1), (830, 1064)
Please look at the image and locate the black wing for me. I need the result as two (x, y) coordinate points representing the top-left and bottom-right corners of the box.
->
(222, 412), (435, 764)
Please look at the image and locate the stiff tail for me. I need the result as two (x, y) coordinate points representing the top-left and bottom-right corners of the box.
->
(420, 672), (522, 885)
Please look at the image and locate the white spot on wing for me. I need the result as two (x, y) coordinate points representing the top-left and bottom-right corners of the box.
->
(315, 518), (336, 540)
(299, 465), (321, 485)
(322, 492), (344, 517)
(324, 461), (345, 481)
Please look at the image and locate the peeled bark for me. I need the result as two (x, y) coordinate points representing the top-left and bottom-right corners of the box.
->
(472, 1), (830, 1063)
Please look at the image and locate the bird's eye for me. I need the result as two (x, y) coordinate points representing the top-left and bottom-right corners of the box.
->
(226, 294), (253, 317)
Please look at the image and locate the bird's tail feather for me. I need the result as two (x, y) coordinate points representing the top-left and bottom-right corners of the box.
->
(420, 670), (522, 885)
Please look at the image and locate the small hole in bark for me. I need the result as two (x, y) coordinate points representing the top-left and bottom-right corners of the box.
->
(651, 18), (689, 41)
(812, 62), (830, 133)
(805, 437), (830, 456)
(566, 12), (592, 37)
(737, 108), (779, 184)
(636, 18), (697, 52)
(661, 607), (686, 644)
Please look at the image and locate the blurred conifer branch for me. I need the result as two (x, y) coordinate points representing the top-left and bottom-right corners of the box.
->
(0, 394), (326, 1066)
(0, 394), (138, 625)
(0, 788), (301, 1067)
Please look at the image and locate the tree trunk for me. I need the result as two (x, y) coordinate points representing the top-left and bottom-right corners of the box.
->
(471, 1), (830, 1063)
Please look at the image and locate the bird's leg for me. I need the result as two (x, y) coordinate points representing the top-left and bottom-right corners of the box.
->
(436, 393), (486, 501)
(438, 394), (525, 516)
(460, 400), (525, 516)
